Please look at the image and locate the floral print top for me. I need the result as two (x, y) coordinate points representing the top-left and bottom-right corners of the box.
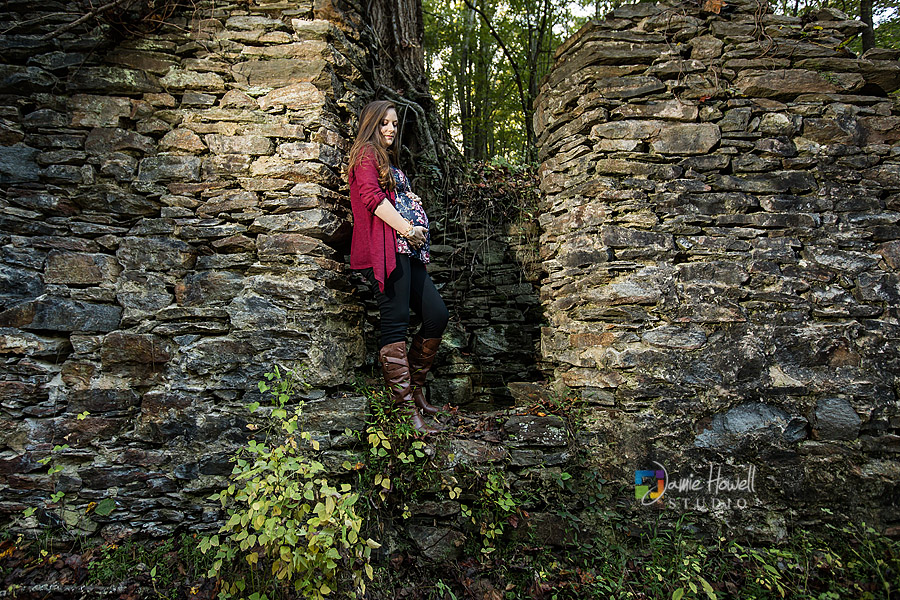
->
(392, 166), (430, 264)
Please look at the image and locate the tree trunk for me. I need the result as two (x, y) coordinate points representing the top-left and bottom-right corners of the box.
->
(859, 0), (875, 52)
(368, 0), (458, 182)
(459, 6), (474, 160)
(369, 0), (427, 95)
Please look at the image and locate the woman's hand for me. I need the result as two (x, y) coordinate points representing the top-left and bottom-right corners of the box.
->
(371, 199), (426, 248)
(406, 225), (427, 249)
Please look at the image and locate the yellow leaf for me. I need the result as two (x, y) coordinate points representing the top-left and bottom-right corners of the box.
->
(365, 563), (374, 580)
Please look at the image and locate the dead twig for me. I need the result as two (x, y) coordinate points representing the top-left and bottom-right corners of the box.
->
(39, 0), (141, 40)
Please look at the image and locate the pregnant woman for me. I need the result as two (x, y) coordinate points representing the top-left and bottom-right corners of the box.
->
(347, 100), (449, 434)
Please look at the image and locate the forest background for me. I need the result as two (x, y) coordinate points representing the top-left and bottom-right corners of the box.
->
(424, 0), (900, 164)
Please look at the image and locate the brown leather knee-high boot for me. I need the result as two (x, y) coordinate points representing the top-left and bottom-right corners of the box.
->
(408, 335), (446, 417)
(378, 341), (439, 435)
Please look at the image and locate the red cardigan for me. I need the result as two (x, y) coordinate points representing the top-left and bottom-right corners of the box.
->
(349, 150), (396, 292)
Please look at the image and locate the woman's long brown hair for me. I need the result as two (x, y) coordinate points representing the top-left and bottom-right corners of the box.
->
(348, 100), (399, 191)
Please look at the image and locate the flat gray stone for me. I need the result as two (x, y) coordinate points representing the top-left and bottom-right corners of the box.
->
(0, 296), (122, 333)
(642, 325), (707, 350)
(66, 66), (161, 94)
(595, 75), (665, 99)
(446, 439), (508, 466)
(814, 397), (861, 441)
(408, 525), (465, 562)
(0, 144), (39, 182)
(303, 394), (367, 432)
(695, 403), (808, 448)
(504, 415), (567, 447)
(138, 155), (201, 182)
(651, 123), (720, 154)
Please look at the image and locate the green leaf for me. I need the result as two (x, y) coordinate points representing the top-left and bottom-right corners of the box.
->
(94, 498), (116, 516)
(699, 576), (716, 599)
(248, 402), (260, 413)
(672, 588), (684, 600)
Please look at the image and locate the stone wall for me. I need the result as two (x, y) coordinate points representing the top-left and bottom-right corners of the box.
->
(430, 213), (544, 410)
(0, 0), (546, 538)
(9, 0), (894, 544)
(0, 0), (374, 536)
(535, 0), (900, 533)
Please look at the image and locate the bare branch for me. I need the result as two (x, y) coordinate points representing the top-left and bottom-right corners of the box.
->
(1, 12), (83, 35)
(39, 0), (140, 40)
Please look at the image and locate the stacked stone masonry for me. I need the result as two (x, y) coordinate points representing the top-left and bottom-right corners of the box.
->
(0, 0), (375, 537)
(0, 0), (546, 539)
(4, 0), (898, 544)
(535, 0), (900, 533)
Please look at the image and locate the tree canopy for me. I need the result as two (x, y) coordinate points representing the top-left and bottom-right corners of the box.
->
(423, 0), (593, 163)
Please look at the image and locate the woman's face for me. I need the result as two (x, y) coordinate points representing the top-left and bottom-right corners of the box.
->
(379, 108), (398, 148)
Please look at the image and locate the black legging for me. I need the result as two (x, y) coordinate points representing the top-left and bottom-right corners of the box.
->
(362, 253), (449, 348)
